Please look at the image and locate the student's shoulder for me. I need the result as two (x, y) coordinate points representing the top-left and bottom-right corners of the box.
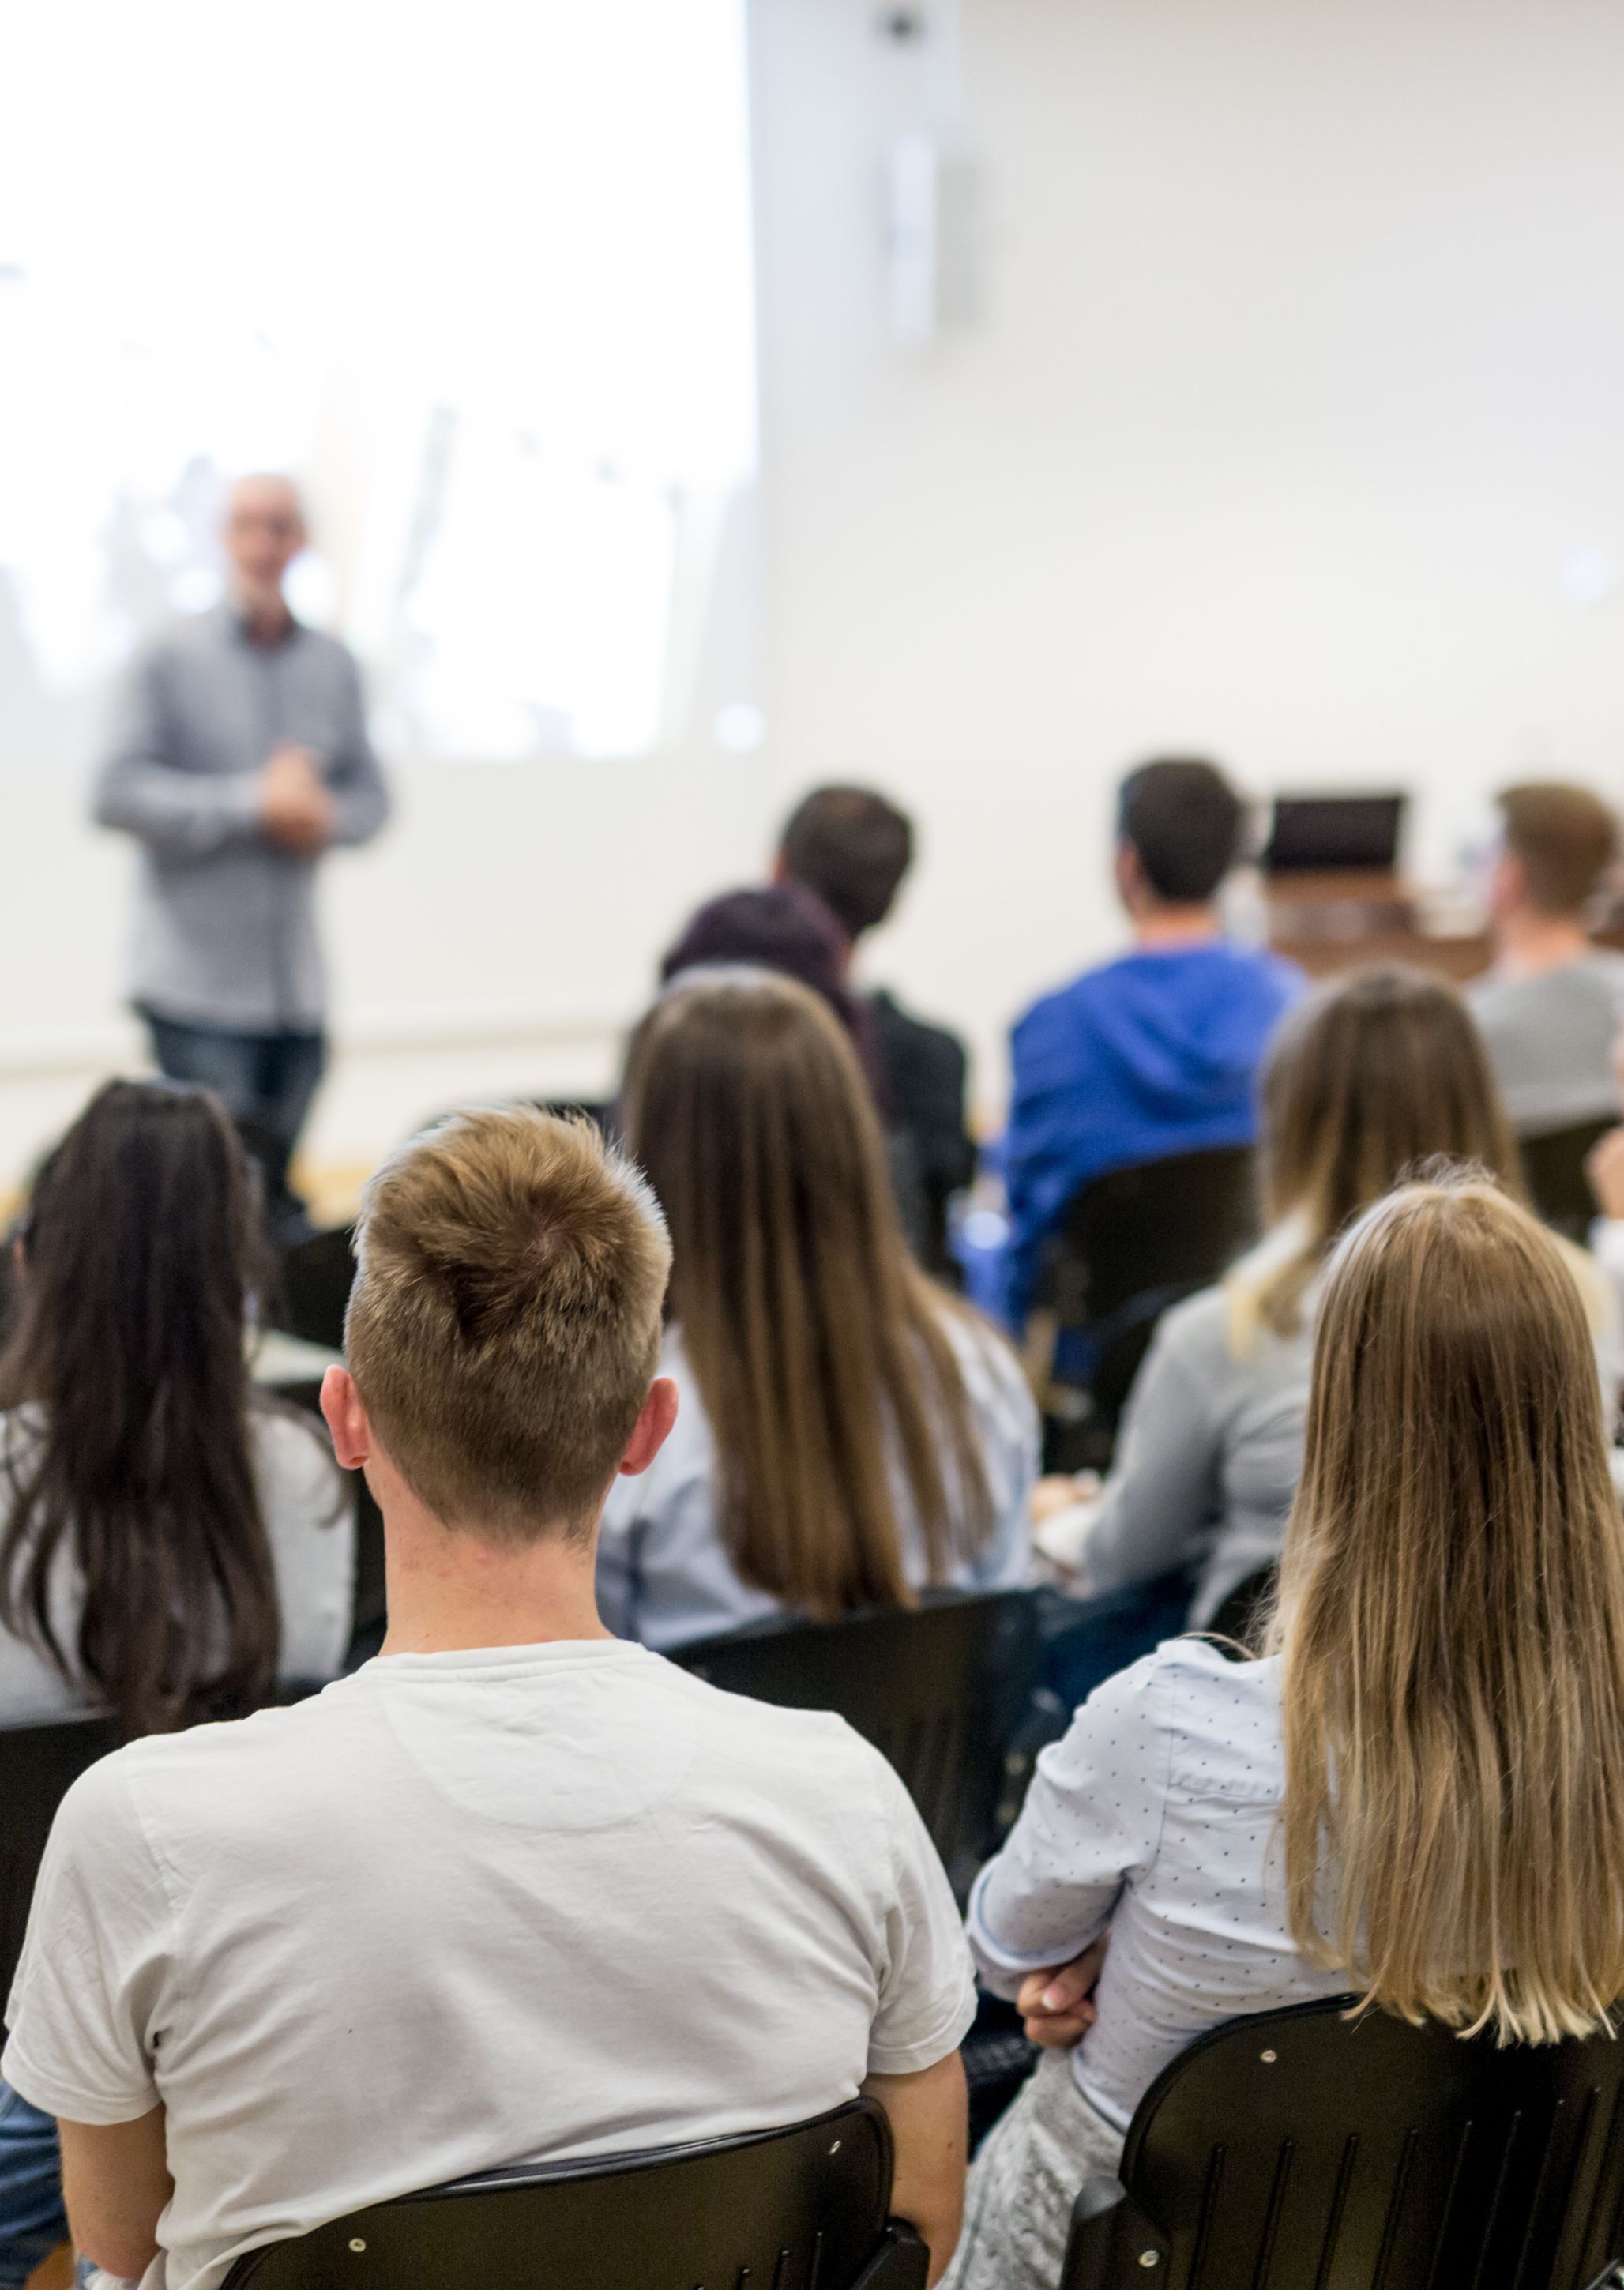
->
(1150, 1279), (1238, 1365)
(1214, 938), (1306, 1008)
(931, 1295), (1030, 1403)
(1012, 959), (1130, 1048)
(648, 1656), (904, 1793)
(1081, 1635), (1282, 1743)
(53, 1698), (329, 1859)
(649, 1652), (857, 1739)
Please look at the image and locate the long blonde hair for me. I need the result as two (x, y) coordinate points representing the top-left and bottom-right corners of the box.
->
(1242, 966), (1520, 1338)
(618, 968), (996, 1616)
(1276, 1176), (1624, 2044)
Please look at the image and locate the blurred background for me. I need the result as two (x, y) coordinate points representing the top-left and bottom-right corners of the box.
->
(3, 0), (1624, 1207)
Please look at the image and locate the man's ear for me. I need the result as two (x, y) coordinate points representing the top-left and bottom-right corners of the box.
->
(1490, 846), (1524, 918)
(1113, 840), (1143, 912)
(321, 1365), (372, 1472)
(619, 1375), (679, 1480)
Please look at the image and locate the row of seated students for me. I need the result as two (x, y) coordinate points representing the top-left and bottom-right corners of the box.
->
(4, 1093), (1624, 2290)
(3, 767), (1624, 2285)
(769, 763), (1624, 1315)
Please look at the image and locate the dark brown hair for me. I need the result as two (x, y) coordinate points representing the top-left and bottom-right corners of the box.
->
(345, 1108), (671, 1540)
(618, 970), (995, 1615)
(1249, 965), (1520, 1334)
(1118, 757), (1244, 903)
(0, 1080), (281, 1734)
(1498, 782), (1618, 917)
(779, 784), (915, 941)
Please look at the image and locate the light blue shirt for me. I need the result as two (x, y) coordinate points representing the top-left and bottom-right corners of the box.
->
(968, 1639), (1348, 2132)
(597, 1312), (1038, 1650)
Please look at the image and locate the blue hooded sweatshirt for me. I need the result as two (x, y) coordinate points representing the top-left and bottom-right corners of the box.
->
(995, 940), (1304, 1328)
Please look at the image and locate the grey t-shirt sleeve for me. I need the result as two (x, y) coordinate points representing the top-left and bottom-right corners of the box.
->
(2, 1754), (172, 2124)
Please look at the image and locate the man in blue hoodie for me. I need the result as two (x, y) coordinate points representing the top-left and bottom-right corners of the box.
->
(997, 757), (1302, 1330)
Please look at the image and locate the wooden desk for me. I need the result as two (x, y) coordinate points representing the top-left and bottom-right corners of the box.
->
(1265, 870), (1491, 983)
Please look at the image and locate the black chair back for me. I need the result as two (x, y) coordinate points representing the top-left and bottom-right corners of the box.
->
(1203, 1563), (1277, 1655)
(2, 1715), (122, 2004)
(1031, 1145), (1258, 1472)
(222, 2097), (925, 2290)
(674, 1590), (1039, 1899)
(273, 1224), (356, 1353)
(1520, 1116), (1614, 1242)
(1062, 1995), (1624, 2289)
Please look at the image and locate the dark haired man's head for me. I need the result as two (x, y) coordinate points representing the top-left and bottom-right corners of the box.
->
(1115, 757), (1245, 915)
(776, 785), (915, 944)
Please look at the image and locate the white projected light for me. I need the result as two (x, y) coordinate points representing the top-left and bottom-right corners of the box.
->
(0, 0), (758, 767)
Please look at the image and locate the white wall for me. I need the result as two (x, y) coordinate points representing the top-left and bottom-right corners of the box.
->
(6, 0), (1624, 1185)
(754, 0), (1624, 1111)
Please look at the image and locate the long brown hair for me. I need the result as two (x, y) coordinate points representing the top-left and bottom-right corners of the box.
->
(0, 1079), (282, 1734)
(1246, 965), (1520, 1336)
(1276, 1176), (1624, 2044)
(618, 969), (996, 1615)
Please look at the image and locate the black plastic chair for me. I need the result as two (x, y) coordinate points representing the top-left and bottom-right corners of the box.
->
(1028, 1146), (1259, 1473)
(272, 1224), (356, 1354)
(673, 1590), (1040, 1900)
(1520, 1115), (1615, 1243)
(2, 1715), (122, 2005)
(221, 2096), (924, 2290)
(1060, 1994), (1624, 2288)
(1204, 1563), (1277, 1655)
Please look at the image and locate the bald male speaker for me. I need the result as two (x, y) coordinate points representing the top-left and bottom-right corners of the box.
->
(94, 476), (391, 1240)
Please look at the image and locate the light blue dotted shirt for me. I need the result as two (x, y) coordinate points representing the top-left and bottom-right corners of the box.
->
(968, 1638), (1349, 2132)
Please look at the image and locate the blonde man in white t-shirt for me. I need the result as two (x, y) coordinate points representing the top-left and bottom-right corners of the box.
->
(2, 1110), (974, 2290)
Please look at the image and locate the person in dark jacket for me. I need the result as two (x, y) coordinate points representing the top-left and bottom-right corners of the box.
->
(776, 785), (975, 1274)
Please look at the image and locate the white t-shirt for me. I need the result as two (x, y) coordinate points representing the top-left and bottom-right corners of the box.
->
(3, 1638), (975, 2290)
(967, 1638), (1348, 2132)
(598, 1311), (1038, 1649)
(0, 1405), (353, 1727)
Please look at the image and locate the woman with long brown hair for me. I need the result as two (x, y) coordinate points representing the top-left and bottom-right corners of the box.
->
(1033, 963), (1620, 1623)
(948, 1175), (1624, 2290)
(599, 968), (1036, 1647)
(0, 1077), (352, 1732)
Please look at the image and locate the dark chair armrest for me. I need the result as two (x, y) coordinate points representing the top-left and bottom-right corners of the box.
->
(848, 2219), (930, 2289)
(1060, 2178), (1169, 2289)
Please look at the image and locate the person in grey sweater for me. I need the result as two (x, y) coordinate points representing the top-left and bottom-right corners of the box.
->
(1467, 781), (1624, 1136)
(94, 475), (389, 1237)
(1034, 965), (1624, 1626)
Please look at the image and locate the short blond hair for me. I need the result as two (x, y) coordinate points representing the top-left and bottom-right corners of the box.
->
(345, 1108), (671, 1540)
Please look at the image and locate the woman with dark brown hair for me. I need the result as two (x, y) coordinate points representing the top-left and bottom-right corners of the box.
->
(600, 968), (1036, 1648)
(1032, 964), (1620, 1624)
(0, 1077), (352, 1732)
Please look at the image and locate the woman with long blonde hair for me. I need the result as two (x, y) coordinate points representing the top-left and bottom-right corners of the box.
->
(1035, 964), (1619, 1624)
(948, 1175), (1624, 2290)
(598, 968), (1036, 1647)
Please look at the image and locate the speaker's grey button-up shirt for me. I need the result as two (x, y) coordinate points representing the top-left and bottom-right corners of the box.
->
(94, 607), (390, 1033)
